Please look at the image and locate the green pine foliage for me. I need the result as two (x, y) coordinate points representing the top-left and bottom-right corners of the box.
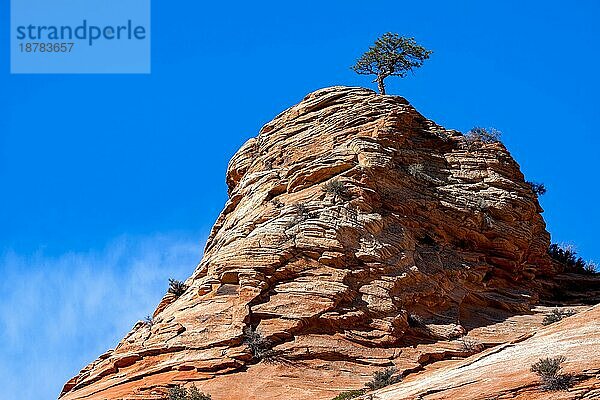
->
(168, 384), (211, 400)
(542, 308), (576, 326)
(352, 33), (432, 94)
(531, 356), (573, 391)
(548, 244), (596, 274)
(365, 367), (401, 390)
(168, 278), (187, 296)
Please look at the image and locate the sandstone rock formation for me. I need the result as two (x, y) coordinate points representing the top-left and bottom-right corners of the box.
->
(368, 303), (600, 400)
(59, 86), (592, 400)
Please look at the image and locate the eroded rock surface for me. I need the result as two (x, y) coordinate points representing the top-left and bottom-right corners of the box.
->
(369, 304), (600, 400)
(60, 86), (564, 400)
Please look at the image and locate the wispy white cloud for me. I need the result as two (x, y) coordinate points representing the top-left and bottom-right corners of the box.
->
(0, 233), (205, 400)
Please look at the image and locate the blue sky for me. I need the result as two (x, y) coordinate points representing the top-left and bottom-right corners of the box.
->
(1, 1), (599, 399)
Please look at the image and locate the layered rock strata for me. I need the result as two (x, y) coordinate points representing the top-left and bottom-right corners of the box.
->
(60, 86), (559, 400)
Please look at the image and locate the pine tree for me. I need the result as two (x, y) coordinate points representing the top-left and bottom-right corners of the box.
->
(352, 33), (432, 94)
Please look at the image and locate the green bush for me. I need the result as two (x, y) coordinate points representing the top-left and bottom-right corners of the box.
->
(531, 356), (573, 391)
(243, 326), (276, 362)
(168, 279), (187, 296)
(531, 356), (565, 378)
(465, 127), (502, 144)
(187, 385), (211, 400)
(585, 261), (598, 275)
(407, 163), (424, 177)
(542, 309), (575, 326)
(366, 367), (401, 390)
(332, 368), (401, 398)
(168, 384), (211, 400)
(168, 385), (187, 400)
(548, 244), (596, 274)
(526, 181), (547, 196)
(293, 203), (310, 222)
(541, 374), (574, 391)
(330, 389), (366, 400)
(322, 179), (349, 199)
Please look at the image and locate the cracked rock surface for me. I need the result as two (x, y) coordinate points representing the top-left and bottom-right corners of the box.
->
(369, 303), (600, 400)
(60, 86), (571, 400)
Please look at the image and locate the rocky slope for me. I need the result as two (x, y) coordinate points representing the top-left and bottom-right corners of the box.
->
(59, 86), (593, 400)
(368, 303), (600, 400)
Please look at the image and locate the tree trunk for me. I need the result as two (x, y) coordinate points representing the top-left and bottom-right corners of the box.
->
(376, 75), (386, 95)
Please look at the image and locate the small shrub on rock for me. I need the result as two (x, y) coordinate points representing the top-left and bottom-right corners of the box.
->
(168, 385), (187, 400)
(271, 198), (284, 208)
(322, 179), (349, 199)
(187, 385), (211, 400)
(548, 243), (577, 266)
(407, 163), (424, 177)
(243, 326), (276, 362)
(526, 181), (547, 196)
(541, 374), (575, 391)
(168, 384), (211, 400)
(293, 203), (310, 221)
(531, 356), (573, 391)
(585, 261), (598, 274)
(331, 389), (366, 400)
(542, 308), (576, 326)
(168, 279), (188, 297)
(366, 367), (401, 390)
(548, 244), (595, 274)
(465, 127), (502, 144)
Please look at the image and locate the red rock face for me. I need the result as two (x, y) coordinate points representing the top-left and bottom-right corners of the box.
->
(59, 87), (561, 400)
(372, 303), (600, 400)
